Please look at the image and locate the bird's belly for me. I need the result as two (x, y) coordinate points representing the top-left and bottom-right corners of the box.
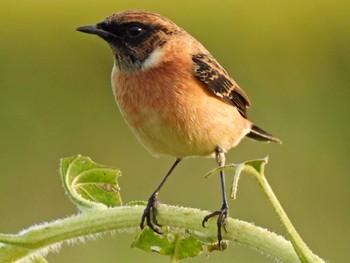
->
(112, 67), (251, 158)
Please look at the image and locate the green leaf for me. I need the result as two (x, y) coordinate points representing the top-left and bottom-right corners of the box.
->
(60, 155), (122, 210)
(131, 228), (204, 261)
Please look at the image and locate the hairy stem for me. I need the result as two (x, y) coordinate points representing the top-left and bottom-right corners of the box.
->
(249, 167), (324, 263)
(0, 205), (299, 262)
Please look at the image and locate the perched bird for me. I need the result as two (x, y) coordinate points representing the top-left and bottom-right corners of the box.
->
(77, 10), (281, 247)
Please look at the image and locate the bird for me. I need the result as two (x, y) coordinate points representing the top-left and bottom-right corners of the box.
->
(77, 10), (281, 247)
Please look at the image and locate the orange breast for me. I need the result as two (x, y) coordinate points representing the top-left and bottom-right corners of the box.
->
(111, 59), (250, 158)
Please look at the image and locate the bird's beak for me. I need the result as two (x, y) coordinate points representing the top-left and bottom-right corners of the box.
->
(76, 24), (116, 40)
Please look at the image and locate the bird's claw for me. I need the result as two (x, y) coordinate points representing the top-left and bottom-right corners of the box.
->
(140, 194), (163, 234)
(202, 205), (229, 249)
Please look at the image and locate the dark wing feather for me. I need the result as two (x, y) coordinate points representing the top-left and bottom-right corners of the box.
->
(192, 53), (251, 118)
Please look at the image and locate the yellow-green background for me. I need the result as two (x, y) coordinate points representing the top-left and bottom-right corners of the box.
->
(1, 0), (349, 262)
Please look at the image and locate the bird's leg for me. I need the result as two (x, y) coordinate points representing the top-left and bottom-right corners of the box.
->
(202, 147), (228, 249)
(140, 158), (181, 234)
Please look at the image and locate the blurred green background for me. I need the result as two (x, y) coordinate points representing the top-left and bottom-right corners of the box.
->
(1, 0), (349, 262)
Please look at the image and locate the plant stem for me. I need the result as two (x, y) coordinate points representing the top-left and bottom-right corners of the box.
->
(247, 165), (324, 263)
(0, 205), (300, 262)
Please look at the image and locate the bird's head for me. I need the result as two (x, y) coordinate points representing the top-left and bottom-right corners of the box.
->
(77, 10), (182, 71)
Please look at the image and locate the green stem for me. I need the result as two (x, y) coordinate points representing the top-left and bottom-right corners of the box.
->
(0, 205), (299, 263)
(246, 166), (324, 263)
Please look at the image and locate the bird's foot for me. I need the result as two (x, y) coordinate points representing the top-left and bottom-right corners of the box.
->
(202, 204), (228, 249)
(140, 194), (162, 234)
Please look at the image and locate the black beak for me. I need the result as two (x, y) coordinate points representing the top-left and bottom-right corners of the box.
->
(76, 24), (116, 40)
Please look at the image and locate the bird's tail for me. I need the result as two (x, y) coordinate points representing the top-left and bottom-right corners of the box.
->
(246, 124), (282, 144)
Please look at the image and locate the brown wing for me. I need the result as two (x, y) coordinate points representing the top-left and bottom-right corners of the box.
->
(192, 53), (251, 118)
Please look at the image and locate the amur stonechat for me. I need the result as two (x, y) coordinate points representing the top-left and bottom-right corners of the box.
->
(77, 10), (281, 247)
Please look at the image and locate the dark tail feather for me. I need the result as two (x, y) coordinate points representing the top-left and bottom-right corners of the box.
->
(247, 124), (282, 144)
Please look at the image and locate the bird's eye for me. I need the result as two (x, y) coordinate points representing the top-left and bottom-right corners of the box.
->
(127, 24), (143, 37)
